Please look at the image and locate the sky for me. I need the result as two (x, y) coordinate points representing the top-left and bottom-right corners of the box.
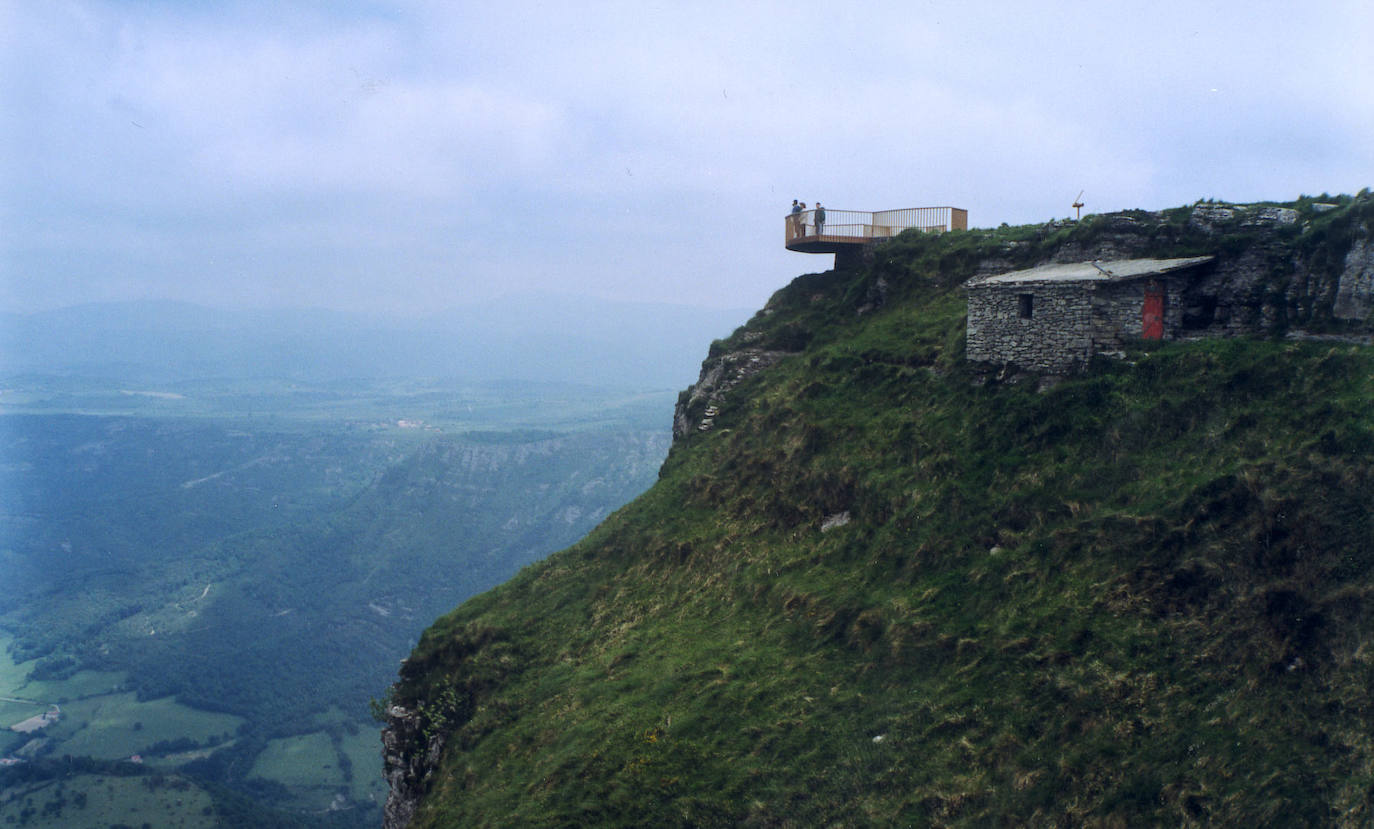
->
(2, 0), (1371, 316)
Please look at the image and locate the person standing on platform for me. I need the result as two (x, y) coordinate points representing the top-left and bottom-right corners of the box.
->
(815, 202), (826, 236)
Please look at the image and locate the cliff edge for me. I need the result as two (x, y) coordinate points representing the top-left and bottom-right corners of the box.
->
(384, 192), (1374, 827)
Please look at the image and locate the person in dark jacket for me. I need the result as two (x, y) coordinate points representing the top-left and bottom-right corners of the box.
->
(815, 203), (826, 236)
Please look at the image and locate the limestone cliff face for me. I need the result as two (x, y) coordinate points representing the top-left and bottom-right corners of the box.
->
(381, 706), (436, 829)
(1334, 233), (1374, 320)
(1181, 204), (1374, 336)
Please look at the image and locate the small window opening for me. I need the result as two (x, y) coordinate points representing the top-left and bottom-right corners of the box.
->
(1181, 294), (1217, 330)
(1017, 293), (1033, 319)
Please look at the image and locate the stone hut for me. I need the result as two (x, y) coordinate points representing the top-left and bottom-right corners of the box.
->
(965, 256), (1214, 372)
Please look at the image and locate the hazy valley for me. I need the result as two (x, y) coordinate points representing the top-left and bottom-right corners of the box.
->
(0, 299), (743, 826)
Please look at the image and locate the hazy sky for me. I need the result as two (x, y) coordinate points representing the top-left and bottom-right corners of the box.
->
(3, 1), (1371, 315)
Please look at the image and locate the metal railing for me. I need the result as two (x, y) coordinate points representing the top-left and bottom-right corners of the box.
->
(785, 206), (967, 245)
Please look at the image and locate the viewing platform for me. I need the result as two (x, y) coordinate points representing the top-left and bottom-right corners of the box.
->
(785, 206), (968, 268)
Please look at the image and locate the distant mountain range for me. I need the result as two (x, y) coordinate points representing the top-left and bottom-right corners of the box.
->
(0, 296), (751, 389)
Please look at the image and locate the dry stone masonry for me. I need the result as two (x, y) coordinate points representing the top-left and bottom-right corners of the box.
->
(966, 258), (1213, 373)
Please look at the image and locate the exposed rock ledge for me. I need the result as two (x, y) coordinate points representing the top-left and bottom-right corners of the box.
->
(672, 347), (793, 439)
(382, 705), (445, 829)
(1334, 234), (1374, 320)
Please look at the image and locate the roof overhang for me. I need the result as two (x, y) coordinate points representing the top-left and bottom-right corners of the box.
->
(967, 256), (1214, 288)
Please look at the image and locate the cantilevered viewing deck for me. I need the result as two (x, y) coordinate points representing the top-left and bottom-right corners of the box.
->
(785, 206), (968, 254)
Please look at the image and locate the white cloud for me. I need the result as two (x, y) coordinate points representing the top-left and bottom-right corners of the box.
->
(2, 0), (1371, 314)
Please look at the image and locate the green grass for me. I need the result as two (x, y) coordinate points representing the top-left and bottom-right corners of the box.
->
(411, 337), (1374, 825)
(384, 194), (1374, 826)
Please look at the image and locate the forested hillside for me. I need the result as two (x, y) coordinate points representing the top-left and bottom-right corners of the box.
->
(0, 406), (669, 824)
(383, 193), (1374, 826)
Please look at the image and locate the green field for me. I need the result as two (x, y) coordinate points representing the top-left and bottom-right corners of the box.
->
(0, 700), (36, 732)
(1, 632), (240, 763)
(243, 726), (388, 811)
(0, 773), (216, 829)
(7, 668), (130, 707)
(248, 731), (345, 810)
(337, 729), (388, 806)
(52, 694), (242, 760)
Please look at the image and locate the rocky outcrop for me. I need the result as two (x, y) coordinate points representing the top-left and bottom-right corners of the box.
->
(382, 705), (445, 829)
(1175, 201), (1370, 336)
(856, 275), (890, 315)
(1047, 216), (1159, 264)
(967, 197), (1374, 372)
(1188, 203), (1299, 232)
(672, 347), (793, 439)
(1334, 234), (1374, 320)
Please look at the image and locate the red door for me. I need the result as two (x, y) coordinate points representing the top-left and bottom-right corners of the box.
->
(1142, 283), (1164, 340)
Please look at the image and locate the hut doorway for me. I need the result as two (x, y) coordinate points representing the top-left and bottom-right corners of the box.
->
(1142, 282), (1165, 339)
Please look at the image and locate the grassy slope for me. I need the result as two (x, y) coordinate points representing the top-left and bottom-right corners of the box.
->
(391, 198), (1374, 826)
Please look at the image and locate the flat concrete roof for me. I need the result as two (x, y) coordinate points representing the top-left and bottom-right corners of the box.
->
(969, 256), (1214, 287)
